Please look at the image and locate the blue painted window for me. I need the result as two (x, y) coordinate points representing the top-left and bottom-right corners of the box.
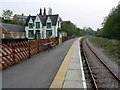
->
(47, 23), (51, 28)
(29, 23), (33, 28)
(28, 30), (34, 38)
(36, 22), (40, 28)
(46, 30), (52, 38)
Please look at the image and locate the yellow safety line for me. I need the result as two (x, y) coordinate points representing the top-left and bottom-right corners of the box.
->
(49, 39), (77, 89)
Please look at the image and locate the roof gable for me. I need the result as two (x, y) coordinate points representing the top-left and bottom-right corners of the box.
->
(35, 15), (41, 22)
(29, 18), (34, 23)
(46, 17), (52, 22)
(38, 15), (47, 25)
(48, 15), (59, 25)
(25, 14), (59, 26)
(25, 15), (36, 26)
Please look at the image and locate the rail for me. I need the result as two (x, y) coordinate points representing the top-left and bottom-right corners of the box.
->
(80, 38), (98, 90)
(85, 38), (120, 82)
(81, 37), (120, 89)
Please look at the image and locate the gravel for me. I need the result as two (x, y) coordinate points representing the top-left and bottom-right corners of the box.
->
(82, 38), (119, 89)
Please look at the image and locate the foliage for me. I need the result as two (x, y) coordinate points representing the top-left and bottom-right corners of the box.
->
(77, 28), (86, 36)
(89, 36), (120, 64)
(1, 9), (25, 26)
(61, 21), (81, 36)
(12, 18), (25, 26)
(2, 9), (13, 20)
(19, 19), (25, 26)
(94, 28), (103, 37)
(61, 21), (96, 37)
(101, 3), (120, 40)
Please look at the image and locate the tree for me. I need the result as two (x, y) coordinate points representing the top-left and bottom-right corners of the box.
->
(48, 7), (52, 15)
(19, 19), (25, 26)
(12, 18), (19, 24)
(101, 3), (120, 40)
(12, 18), (25, 26)
(2, 9), (13, 20)
(61, 21), (84, 36)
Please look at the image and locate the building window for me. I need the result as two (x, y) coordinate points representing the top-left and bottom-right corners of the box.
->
(29, 23), (33, 28)
(46, 30), (52, 38)
(47, 22), (51, 28)
(28, 30), (34, 38)
(36, 22), (40, 28)
(35, 30), (40, 39)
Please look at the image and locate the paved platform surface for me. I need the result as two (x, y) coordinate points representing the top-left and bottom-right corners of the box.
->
(50, 37), (87, 89)
(2, 38), (76, 88)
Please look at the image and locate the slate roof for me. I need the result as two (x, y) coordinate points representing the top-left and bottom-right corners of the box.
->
(14, 14), (28, 19)
(25, 15), (36, 26)
(48, 15), (59, 26)
(38, 15), (46, 25)
(0, 23), (25, 32)
(25, 14), (59, 26)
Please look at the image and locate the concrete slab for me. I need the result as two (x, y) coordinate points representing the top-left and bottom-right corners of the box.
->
(68, 62), (80, 70)
(70, 58), (80, 63)
(63, 80), (83, 88)
(72, 53), (79, 56)
(72, 52), (79, 54)
(65, 70), (82, 81)
(71, 56), (79, 59)
(62, 37), (87, 89)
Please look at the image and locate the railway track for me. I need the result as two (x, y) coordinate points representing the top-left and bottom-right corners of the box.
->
(80, 37), (120, 89)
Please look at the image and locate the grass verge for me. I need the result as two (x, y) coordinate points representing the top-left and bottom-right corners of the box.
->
(89, 36), (120, 65)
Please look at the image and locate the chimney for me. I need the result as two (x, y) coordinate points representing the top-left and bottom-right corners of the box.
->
(22, 13), (24, 16)
(43, 8), (46, 16)
(39, 8), (42, 15)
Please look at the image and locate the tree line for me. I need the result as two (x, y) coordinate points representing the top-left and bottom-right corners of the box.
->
(61, 21), (96, 37)
(96, 3), (120, 40)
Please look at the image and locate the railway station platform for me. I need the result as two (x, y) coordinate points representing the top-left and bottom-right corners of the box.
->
(3, 37), (87, 89)
(50, 37), (87, 89)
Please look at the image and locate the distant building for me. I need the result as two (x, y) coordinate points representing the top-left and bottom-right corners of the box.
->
(25, 8), (61, 39)
(13, 13), (28, 22)
(0, 23), (26, 39)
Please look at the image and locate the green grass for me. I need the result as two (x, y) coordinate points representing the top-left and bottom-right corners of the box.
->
(89, 36), (120, 65)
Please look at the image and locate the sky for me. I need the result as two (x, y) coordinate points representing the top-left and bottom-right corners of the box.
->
(0, 0), (120, 30)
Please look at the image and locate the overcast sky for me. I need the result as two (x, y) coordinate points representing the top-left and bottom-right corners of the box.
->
(0, 0), (119, 30)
